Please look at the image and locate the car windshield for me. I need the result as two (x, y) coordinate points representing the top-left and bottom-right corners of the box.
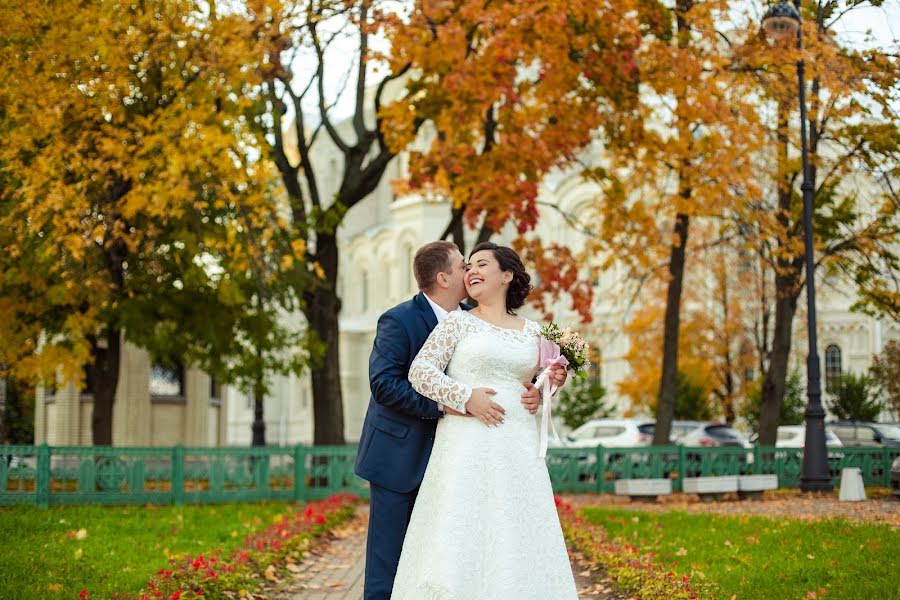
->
(569, 426), (599, 441)
(874, 424), (900, 440)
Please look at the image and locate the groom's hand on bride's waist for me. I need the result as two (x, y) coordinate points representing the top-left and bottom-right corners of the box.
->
(464, 388), (506, 427)
(442, 406), (470, 417)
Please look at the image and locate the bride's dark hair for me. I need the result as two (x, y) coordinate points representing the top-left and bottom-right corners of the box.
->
(469, 242), (533, 314)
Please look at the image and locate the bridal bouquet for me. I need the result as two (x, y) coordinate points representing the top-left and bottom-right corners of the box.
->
(537, 322), (591, 377)
(535, 322), (591, 457)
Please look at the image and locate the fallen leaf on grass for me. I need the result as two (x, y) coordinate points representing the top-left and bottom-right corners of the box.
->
(47, 584), (62, 592)
(64, 528), (88, 540)
(676, 547), (688, 556)
(286, 563), (301, 573)
(264, 565), (279, 582)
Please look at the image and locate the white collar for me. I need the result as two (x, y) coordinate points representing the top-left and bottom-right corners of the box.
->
(423, 292), (455, 323)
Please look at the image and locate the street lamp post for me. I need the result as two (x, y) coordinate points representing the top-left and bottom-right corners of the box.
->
(762, 1), (833, 492)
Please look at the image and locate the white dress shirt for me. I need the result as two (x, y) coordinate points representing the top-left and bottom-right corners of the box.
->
(423, 292), (456, 323)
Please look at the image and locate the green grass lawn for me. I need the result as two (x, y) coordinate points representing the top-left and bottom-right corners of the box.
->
(0, 502), (295, 599)
(580, 507), (900, 600)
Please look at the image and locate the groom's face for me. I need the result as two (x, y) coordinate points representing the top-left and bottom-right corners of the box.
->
(443, 249), (468, 302)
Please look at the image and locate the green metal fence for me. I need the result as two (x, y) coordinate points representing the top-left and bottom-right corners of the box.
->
(546, 445), (900, 493)
(1, 444), (897, 506)
(0, 444), (368, 507)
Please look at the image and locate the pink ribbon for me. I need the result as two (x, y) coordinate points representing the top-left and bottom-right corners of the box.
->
(535, 339), (569, 458)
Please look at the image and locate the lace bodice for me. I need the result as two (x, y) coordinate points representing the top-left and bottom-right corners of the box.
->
(408, 310), (542, 413)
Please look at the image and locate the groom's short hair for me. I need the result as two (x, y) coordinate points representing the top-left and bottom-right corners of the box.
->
(414, 241), (459, 291)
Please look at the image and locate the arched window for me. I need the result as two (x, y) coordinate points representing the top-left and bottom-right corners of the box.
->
(824, 344), (842, 393)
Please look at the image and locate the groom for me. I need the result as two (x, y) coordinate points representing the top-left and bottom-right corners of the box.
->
(354, 240), (561, 600)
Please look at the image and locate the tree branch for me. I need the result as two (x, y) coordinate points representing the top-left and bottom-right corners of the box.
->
(310, 22), (350, 155)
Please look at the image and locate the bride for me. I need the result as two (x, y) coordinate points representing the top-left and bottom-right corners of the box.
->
(390, 242), (579, 600)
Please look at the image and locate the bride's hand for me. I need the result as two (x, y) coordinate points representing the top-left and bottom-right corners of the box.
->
(520, 383), (540, 415)
(550, 366), (567, 387)
(465, 388), (506, 426)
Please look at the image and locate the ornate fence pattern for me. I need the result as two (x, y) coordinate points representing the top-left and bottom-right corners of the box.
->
(1, 444), (897, 506)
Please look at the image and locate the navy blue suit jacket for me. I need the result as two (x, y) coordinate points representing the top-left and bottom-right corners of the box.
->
(355, 292), (463, 494)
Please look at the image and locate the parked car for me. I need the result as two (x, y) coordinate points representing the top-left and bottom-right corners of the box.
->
(638, 420), (705, 444)
(873, 423), (900, 445)
(828, 421), (900, 448)
(678, 423), (751, 449)
(565, 419), (654, 448)
(775, 426), (843, 448)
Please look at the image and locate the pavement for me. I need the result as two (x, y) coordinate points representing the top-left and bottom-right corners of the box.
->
(271, 504), (625, 599)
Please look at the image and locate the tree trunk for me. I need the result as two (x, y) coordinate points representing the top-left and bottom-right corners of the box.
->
(653, 211), (690, 446)
(251, 370), (267, 447)
(90, 326), (121, 446)
(757, 270), (801, 445)
(757, 98), (803, 446)
(1, 378), (35, 445)
(303, 234), (346, 445)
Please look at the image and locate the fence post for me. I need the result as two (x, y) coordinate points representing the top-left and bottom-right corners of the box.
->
(36, 444), (50, 509)
(293, 445), (306, 503)
(172, 444), (184, 505)
(677, 445), (686, 492)
(885, 448), (891, 488)
(594, 445), (604, 493)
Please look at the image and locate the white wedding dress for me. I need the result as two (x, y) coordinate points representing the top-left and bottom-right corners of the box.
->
(390, 310), (578, 600)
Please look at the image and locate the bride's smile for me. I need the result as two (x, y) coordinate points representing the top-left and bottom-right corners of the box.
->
(465, 250), (511, 301)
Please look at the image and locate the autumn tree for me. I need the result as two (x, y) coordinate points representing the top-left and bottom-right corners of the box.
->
(383, 0), (646, 321)
(590, 0), (763, 444)
(618, 282), (717, 419)
(741, 1), (900, 445)
(0, 0), (310, 445)
(247, 0), (648, 442)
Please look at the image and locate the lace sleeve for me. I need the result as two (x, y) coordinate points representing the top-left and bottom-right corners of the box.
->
(408, 312), (473, 413)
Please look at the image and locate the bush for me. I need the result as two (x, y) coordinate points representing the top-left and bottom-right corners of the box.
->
(673, 370), (713, 421)
(557, 376), (613, 429)
(827, 372), (883, 421)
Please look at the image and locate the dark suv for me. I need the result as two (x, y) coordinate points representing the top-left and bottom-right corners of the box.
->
(828, 421), (900, 448)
